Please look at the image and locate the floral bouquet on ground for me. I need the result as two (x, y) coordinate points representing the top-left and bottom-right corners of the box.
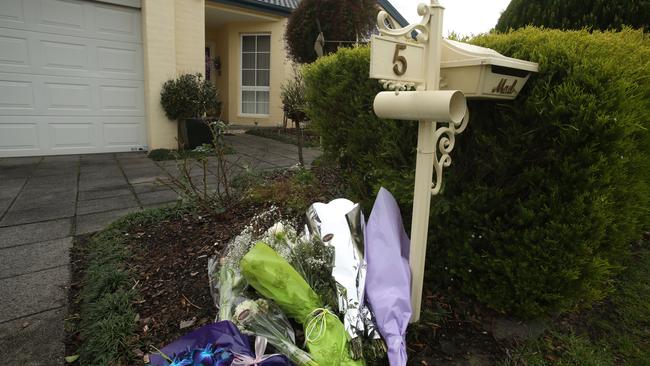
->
(240, 242), (364, 366)
(148, 320), (289, 366)
(233, 298), (318, 366)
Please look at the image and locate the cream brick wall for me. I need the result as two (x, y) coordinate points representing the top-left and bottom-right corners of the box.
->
(142, 0), (205, 150)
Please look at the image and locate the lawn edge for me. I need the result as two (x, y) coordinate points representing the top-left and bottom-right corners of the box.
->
(73, 205), (191, 366)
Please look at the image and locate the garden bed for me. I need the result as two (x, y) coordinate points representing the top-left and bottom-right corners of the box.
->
(65, 168), (510, 365)
(66, 166), (649, 365)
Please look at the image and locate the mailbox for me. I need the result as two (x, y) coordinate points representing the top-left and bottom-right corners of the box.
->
(373, 90), (467, 123)
(440, 39), (539, 100)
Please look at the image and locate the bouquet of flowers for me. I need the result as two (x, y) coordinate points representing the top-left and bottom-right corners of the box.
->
(233, 298), (318, 366)
(148, 320), (290, 366)
(240, 242), (364, 366)
(209, 208), (282, 321)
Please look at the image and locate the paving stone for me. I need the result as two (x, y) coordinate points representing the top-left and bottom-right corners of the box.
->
(0, 307), (66, 366)
(0, 198), (12, 216)
(10, 188), (76, 206)
(80, 153), (115, 162)
(41, 155), (79, 163)
(0, 237), (71, 278)
(0, 219), (71, 248)
(75, 207), (141, 235)
(76, 194), (139, 215)
(0, 266), (69, 322)
(0, 203), (75, 226)
(0, 165), (37, 179)
(115, 152), (148, 159)
(78, 177), (128, 191)
(0, 178), (24, 201)
(0, 156), (41, 167)
(131, 181), (170, 194)
(137, 189), (179, 206)
(78, 186), (132, 201)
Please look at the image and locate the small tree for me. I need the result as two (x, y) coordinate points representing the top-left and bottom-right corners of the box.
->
(281, 71), (308, 165)
(285, 0), (377, 64)
(160, 73), (220, 149)
(496, 0), (650, 32)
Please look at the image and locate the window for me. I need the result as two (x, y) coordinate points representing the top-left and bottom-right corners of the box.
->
(241, 34), (270, 115)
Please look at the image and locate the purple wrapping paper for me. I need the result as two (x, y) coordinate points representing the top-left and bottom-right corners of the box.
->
(365, 188), (412, 366)
(148, 320), (289, 366)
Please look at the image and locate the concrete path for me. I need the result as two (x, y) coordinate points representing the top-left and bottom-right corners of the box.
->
(0, 134), (319, 365)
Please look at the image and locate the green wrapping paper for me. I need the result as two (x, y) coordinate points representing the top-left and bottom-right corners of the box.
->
(240, 242), (365, 366)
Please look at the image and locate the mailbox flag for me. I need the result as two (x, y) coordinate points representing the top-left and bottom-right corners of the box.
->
(365, 187), (412, 366)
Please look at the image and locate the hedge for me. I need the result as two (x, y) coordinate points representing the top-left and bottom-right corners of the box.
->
(303, 28), (650, 317)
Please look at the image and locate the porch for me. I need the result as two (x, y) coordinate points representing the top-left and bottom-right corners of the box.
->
(204, 2), (293, 128)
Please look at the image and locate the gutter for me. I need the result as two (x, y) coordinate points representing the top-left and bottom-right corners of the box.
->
(207, 0), (294, 17)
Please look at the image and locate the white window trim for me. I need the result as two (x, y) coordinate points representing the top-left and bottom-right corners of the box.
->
(239, 33), (271, 118)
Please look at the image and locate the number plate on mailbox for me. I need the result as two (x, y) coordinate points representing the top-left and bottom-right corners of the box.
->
(370, 35), (426, 85)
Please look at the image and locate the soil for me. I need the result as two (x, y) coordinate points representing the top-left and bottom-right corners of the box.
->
(66, 168), (509, 365)
(127, 204), (265, 352)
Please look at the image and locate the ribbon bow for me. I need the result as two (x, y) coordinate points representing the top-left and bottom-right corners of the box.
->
(232, 336), (280, 366)
(305, 308), (334, 344)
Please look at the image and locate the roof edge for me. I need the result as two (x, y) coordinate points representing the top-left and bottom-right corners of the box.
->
(207, 0), (293, 17)
(376, 0), (409, 27)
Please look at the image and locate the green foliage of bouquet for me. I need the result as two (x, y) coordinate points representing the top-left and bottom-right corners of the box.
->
(241, 242), (364, 366)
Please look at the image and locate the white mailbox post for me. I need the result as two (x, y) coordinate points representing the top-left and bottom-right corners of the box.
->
(370, 1), (538, 322)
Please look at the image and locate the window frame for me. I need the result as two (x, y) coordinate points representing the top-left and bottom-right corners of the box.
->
(239, 33), (271, 117)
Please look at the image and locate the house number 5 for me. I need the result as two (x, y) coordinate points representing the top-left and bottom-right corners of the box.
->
(393, 44), (407, 76)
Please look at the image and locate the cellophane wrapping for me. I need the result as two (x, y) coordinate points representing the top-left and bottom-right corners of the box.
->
(240, 242), (365, 366)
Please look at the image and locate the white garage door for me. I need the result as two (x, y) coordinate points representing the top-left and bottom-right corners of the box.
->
(0, 0), (146, 157)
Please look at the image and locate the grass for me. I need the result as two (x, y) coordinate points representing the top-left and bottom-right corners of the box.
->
(72, 206), (190, 366)
(245, 126), (320, 148)
(500, 240), (650, 365)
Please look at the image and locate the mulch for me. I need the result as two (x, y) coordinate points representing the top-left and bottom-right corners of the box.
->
(127, 203), (268, 355)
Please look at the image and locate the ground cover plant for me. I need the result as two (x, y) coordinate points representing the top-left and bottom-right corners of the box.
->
(303, 28), (650, 318)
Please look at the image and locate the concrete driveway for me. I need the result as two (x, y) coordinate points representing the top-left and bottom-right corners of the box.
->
(0, 134), (319, 364)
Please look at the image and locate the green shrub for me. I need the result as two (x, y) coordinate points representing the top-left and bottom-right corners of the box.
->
(496, 0), (650, 32)
(303, 29), (650, 317)
(160, 73), (220, 121)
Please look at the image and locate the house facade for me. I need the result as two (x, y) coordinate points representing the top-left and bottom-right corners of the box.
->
(0, 0), (406, 157)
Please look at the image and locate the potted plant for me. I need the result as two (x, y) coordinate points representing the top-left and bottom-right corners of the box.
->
(160, 73), (220, 149)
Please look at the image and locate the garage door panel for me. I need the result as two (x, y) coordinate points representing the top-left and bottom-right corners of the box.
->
(41, 39), (89, 71)
(103, 122), (141, 147)
(0, 0), (26, 24)
(0, 35), (30, 72)
(0, 79), (35, 110)
(50, 122), (94, 148)
(0, 73), (145, 117)
(1, 116), (145, 156)
(45, 82), (92, 111)
(95, 4), (140, 39)
(38, 0), (87, 32)
(99, 85), (143, 113)
(0, 28), (144, 80)
(97, 45), (142, 77)
(1, 0), (141, 44)
(0, 123), (39, 151)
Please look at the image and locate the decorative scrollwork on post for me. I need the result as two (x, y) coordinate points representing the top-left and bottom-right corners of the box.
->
(431, 110), (469, 195)
(377, 3), (431, 43)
